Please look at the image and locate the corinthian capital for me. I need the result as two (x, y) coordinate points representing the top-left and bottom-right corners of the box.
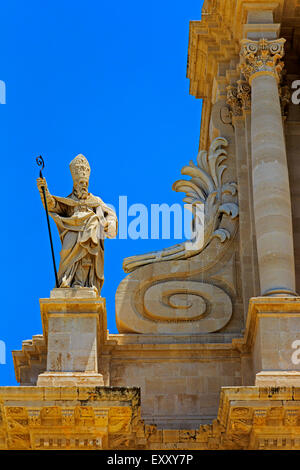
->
(240, 38), (286, 85)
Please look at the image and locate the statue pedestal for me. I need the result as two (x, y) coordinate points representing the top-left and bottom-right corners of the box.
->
(37, 288), (106, 387)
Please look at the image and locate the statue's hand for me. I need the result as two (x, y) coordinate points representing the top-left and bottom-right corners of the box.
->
(37, 177), (48, 192)
(37, 177), (55, 209)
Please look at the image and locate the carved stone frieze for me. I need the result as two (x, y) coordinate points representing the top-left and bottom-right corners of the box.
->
(0, 386), (141, 450)
(1, 386), (300, 449)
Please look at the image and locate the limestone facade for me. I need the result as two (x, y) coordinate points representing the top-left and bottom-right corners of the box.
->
(2, 385), (300, 450)
(2, 0), (300, 450)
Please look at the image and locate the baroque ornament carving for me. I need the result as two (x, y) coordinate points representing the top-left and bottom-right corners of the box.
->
(226, 85), (242, 117)
(2, 387), (300, 449)
(279, 85), (291, 118)
(237, 80), (251, 111)
(226, 81), (251, 118)
(123, 137), (238, 273)
(116, 137), (239, 334)
(240, 38), (286, 84)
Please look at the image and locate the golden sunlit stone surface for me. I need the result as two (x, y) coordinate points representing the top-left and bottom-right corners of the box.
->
(1, 385), (300, 450)
(4, 0), (300, 450)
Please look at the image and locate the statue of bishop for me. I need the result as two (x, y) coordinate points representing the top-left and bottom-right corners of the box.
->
(37, 154), (118, 294)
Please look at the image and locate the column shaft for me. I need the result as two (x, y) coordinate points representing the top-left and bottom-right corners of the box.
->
(251, 73), (296, 295)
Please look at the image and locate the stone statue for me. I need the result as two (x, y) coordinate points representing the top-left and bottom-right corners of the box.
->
(37, 154), (118, 294)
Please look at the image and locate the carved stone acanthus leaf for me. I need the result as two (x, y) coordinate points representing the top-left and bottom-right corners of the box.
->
(240, 38), (286, 84)
(123, 137), (239, 273)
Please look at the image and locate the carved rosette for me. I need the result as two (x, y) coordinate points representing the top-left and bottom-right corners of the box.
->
(240, 38), (286, 85)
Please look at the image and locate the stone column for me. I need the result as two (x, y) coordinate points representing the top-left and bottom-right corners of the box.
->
(237, 80), (261, 298)
(240, 38), (296, 297)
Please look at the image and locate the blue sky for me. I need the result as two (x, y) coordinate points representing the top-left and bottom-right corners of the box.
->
(0, 0), (204, 385)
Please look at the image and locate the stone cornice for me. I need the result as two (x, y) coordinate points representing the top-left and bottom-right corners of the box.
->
(187, 0), (286, 149)
(187, 17), (238, 100)
(217, 385), (300, 449)
(1, 384), (300, 449)
(13, 331), (242, 386)
(187, 1), (285, 99)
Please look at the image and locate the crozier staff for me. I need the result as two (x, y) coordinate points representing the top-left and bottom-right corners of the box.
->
(36, 156), (59, 287)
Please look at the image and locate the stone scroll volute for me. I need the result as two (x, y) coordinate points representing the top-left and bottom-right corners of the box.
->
(115, 137), (239, 334)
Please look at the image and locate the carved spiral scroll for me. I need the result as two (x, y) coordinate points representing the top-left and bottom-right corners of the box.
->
(116, 252), (235, 334)
(144, 281), (232, 331)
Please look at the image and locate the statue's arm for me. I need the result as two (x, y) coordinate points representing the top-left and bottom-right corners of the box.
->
(95, 199), (118, 239)
(104, 206), (118, 239)
(36, 177), (58, 212)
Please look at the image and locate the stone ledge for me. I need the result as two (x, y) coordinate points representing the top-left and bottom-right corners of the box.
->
(0, 385), (141, 404)
(37, 372), (104, 387)
(50, 287), (99, 299)
(256, 371), (300, 387)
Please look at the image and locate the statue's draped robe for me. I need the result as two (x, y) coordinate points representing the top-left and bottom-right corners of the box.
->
(49, 193), (117, 293)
